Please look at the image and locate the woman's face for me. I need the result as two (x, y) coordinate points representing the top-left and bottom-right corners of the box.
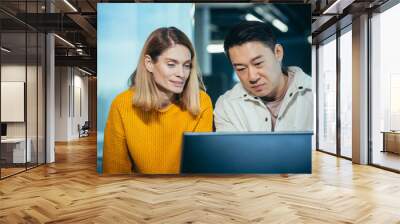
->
(145, 44), (192, 95)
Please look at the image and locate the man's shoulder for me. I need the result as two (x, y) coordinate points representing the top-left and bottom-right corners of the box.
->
(216, 83), (245, 103)
(288, 66), (312, 89)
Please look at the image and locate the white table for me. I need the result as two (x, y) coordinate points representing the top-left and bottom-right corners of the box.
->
(1, 138), (32, 163)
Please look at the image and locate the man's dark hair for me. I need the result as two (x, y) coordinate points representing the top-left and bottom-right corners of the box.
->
(224, 21), (277, 62)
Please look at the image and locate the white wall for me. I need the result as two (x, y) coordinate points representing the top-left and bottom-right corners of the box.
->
(1, 65), (26, 133)
(55, 67), (89, 141)
(55, 66), (69, 141)
(1, 65), (41, 137)
(1, 63), (46, 164)
(73, 73), (89, 137)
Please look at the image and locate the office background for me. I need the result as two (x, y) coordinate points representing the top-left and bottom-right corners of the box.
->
(1, 1), (400, 222)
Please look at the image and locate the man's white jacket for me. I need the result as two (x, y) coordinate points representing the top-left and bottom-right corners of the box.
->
(214, 66), (314, 132)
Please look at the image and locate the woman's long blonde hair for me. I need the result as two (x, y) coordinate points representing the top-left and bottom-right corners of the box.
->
(130, 27), (205, 116)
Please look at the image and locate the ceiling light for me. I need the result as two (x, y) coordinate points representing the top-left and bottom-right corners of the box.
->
(253, 7), (288, 33)
(190, 4), (196, 27)
(245, 13), (263, 22)
(207, 44), (224, 54)
(63, 0), (78, 12)
(272, 19), (288, 33)
(308, 36), (312, 44)
(78, 67), (92, 76)
(1, 47), (11, 53)
(322, 0), (342, 14)
(191, 3), (195, 19)
(54, 34), (75, 48)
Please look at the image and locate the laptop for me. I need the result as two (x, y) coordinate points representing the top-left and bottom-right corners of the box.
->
(180, 131), (312, 174)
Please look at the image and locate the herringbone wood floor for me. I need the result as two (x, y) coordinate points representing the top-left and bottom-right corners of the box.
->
(1, 134), (400, 224)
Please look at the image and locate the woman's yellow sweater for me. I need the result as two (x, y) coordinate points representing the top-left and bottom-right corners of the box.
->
(103, 89), (213, 174)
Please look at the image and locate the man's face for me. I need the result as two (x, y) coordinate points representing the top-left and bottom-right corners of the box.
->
(228, 41), (284, 97)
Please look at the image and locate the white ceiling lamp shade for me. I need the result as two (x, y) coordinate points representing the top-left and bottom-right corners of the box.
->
(272, 19), (288, 33)
(207, 44), (224, 54)
(78, 67), (93, 76)
(245, 13), (263, 22)
(54, 34), (75, 48)
(322, 0), (355, 15)
(253, 6), (289, 33)
(63, 0), (78, 12)
(1, 47), (11, 53)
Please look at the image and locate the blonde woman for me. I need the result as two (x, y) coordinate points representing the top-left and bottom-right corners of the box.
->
(103, 27), (213, 174)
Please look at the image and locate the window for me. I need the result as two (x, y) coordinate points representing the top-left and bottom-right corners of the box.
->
(0, 1), (46, 179)
(318, 36), (337, 154)
(339, 29), (352, 158)
(371, 3), (400, 171)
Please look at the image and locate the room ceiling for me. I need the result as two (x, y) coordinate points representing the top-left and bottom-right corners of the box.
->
(0, 0), (391, 76)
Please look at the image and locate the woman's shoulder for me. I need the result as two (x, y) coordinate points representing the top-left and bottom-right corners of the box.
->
(199, 90), (212, 108)
(111, 89), (134, 108)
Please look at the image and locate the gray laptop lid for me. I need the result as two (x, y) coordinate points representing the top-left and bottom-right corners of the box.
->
(180, 132), (312, 174)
